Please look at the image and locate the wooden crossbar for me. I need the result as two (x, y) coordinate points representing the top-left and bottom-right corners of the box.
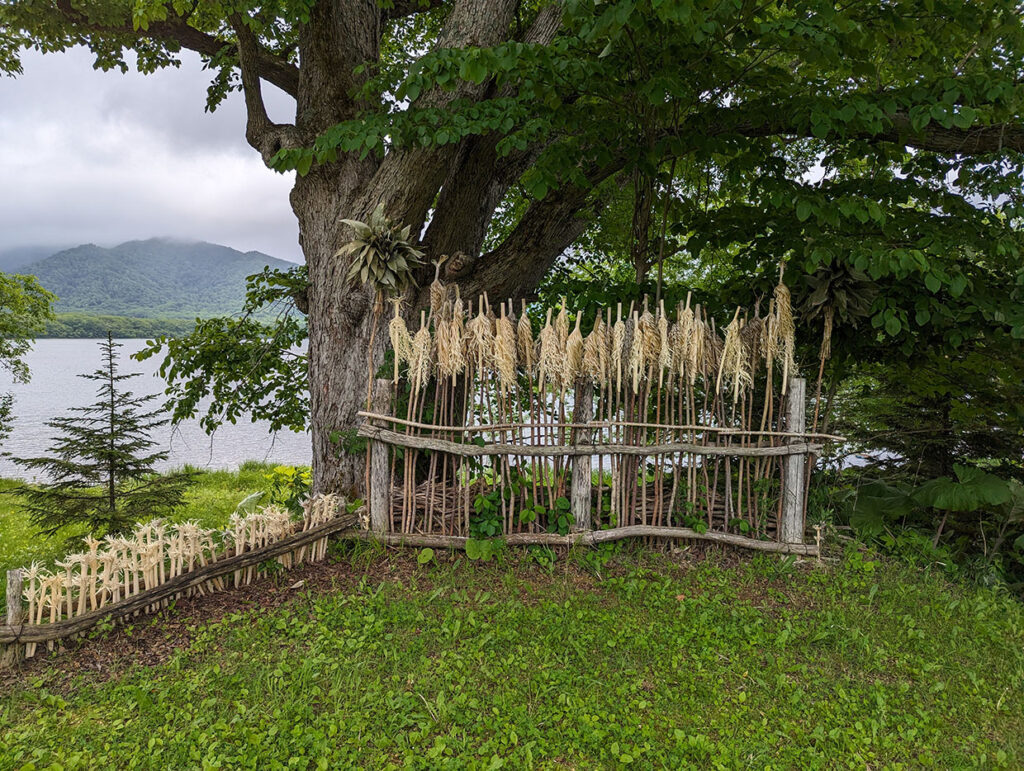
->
(356, 411), (845, 442)
(350, 526), (819, 556)
(357, 424), (823, 458)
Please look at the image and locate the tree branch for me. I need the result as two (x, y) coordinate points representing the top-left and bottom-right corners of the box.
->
(883, 113), (1024, 155)
(52, 0), (299, 98)
(716, 108), (1024, 155)
(421, 4), (565, 257)
(383, 0), (448, 21)
(230, 15), (301, 164)
(355, 0), (519, 234)
(456, 162), (622, 303)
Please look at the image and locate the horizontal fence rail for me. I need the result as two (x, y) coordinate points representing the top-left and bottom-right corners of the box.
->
(356, 412), (844, 442)
(358, 423), (825, 458)
(352, 526), (821, 556)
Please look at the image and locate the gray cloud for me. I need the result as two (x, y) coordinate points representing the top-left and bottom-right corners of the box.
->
(0, 47), (301, 261)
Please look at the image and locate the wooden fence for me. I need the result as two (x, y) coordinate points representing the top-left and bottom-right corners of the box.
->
(372, 286), (838, 551)
(360, 376), (830, 555)
(1, 498), (356, 667)
(2, 287), (837, 668)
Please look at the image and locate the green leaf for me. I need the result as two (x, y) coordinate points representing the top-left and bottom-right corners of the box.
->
(459, 57), (488, 85)
(417, 548), (435, 564)
(465, 539), (483, 560)
(952, 106), (976, 129)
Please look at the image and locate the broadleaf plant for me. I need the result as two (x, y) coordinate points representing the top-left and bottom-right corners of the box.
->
(340, 202), (424, 294)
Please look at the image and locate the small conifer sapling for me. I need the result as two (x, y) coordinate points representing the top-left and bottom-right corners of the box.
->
(13, 334), (194, 537)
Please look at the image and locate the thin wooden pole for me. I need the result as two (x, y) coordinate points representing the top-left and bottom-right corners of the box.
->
(2, 569), (23, 667)
(780, 377), (807, 544)
(369, 379), (392, 534)
(571, 381), (595, 531)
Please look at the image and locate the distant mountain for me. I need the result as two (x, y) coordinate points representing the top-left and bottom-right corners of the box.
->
(20, 238), (296, 318)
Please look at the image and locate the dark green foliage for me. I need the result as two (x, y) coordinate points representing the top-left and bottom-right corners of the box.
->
(21, 238), (294, 319)
(823, 330), (1024, 588)
(40, 314), (199, 339)
(0, 272), (54, 385)
(0, 271), (54, 444)
(0, 395), (12, 449)
(838, 340), (1024, 481)
(12, 335), (194, 537)
(263, 464), (312, 517)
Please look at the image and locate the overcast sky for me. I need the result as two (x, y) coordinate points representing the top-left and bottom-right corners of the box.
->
(0, 47), (302, 262)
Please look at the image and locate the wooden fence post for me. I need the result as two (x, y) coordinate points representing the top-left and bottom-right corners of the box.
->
(3, 569), (23, 667)
(571, 381), (595, 532)
(781, 377), (807, 544)
(369, 379), (391, 535)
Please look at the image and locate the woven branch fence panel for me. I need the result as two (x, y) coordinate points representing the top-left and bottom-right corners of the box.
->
(367, 285), (839, 552)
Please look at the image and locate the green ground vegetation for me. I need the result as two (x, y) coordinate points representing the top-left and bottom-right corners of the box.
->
(1, 546), (1022, 768)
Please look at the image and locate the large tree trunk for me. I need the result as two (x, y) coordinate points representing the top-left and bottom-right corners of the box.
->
(294, 171), (599, 493)
(291, 163), (382, 495)
(306, 299), (379, 495)
(230, 0), (599, 495)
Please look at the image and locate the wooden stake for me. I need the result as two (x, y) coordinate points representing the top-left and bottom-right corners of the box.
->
(571, 381), (595, 531)
(2, 570), (23, 667)
(780, 377), (807, 544)
(370, 379), (392, 534)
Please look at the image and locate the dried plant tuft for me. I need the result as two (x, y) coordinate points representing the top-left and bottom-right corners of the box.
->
(565, 314), (584, 388)
(387, 297), (412, 385)
(611, 309), (626, 395)
(517, 305), (536, 375)
(495, 308), (518, 394)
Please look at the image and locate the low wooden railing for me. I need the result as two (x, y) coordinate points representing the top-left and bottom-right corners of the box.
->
(1, 506), (357, 668)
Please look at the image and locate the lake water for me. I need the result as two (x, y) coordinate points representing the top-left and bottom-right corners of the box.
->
(0, 339), (311, 481)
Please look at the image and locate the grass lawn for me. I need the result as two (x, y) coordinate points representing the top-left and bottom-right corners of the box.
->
(2, 545), (1023, 768)
(0, 460), (277, 599)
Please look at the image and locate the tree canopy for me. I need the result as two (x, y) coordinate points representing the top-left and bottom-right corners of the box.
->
(0, 271), (54, 443)
(5, 0), (1024, 492)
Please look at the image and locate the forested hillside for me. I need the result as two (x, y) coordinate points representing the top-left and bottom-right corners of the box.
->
(39, 313), (198, 339)
(22, 238), (294, 318)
